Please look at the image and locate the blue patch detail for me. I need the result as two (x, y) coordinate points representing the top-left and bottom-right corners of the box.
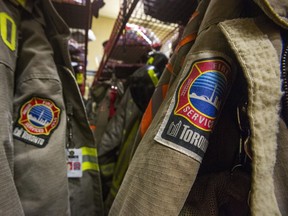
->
(189, 72), (226, 117)
(29, 105), (53, 127)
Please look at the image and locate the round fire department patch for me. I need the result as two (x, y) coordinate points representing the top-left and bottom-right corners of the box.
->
(18, 97), (60, 135)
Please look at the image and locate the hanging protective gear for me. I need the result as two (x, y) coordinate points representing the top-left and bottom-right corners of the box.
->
(8, 1), (104, 215)
(0, 1), (24, 214)
(109, 0), (288, 215)
(98, 52), (167, 214)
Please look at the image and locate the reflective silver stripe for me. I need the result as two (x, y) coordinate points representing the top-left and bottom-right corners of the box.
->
(81, 147), (99, 171)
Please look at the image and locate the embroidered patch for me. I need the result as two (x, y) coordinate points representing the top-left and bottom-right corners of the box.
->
(13, 97), (61, 147)
(154, 58), (231, 162)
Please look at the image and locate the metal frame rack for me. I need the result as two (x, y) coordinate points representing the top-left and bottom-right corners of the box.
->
(52, 0), (92, 95)
(94, 0), (180, 81)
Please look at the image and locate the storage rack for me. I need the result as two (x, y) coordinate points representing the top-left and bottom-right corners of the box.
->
(52, 0), (92, 95)
(94, 0), (180, 82)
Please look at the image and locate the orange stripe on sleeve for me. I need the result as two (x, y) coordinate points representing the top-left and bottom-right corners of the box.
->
(140, 100), (153, 136)
(162, 84), (169, 99)
(175, 33), (197, 53)
(166, 63), (174, 75)
(188, 10), (199, 23)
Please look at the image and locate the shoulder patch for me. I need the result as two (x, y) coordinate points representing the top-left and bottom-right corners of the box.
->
(154, 58), (232, 162)
(13, 97), (61, 147)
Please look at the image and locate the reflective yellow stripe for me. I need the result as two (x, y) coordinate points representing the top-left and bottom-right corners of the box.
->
(0, 13), (17, 51)
(81, 147), (98, 157)
(148, 69), (159, 87)
(76, 73), (84, 84)
(112, 119), (139, 185)
(17, 0), (26, 6)
(147, 56), (154, 65)
(82, 161), (99, 171)
(100, 163), (115, 176)
(81, 147), (99, 171)
(110, 185), (117, 197)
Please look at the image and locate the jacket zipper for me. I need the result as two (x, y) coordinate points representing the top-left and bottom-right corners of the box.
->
(281, 34), (288, 127)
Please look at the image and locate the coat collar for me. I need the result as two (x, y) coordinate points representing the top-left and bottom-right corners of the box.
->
(253, 0), (288, 29)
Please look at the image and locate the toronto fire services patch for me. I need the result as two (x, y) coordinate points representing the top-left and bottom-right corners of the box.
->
(154, 58), (231, 162)
(13, 97), (61, 147)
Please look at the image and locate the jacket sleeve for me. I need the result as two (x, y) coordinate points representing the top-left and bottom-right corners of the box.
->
(109, 0), (244, 215)
(0, 1), (24, 215)
(97, 89), (130, 201)
(98, 89), (131, 158)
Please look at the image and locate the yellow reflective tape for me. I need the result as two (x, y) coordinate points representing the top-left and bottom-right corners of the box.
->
(76, 73), (84, 84)
(100, 163), (115, 176)
(0, 12), (17, 51)
(148, 69), (159, 87)
(110, 185), (117, 197)
(81, 147), (98, 157)
(82, 161), (99, 171)
(147, 56), (154, 65)
(17, 0), (26, 6)
(112, 119), (139, 185)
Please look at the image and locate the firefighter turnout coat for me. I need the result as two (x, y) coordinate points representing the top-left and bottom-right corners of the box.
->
(109, 0), (288, 215)
(1, 0), (104, 215)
